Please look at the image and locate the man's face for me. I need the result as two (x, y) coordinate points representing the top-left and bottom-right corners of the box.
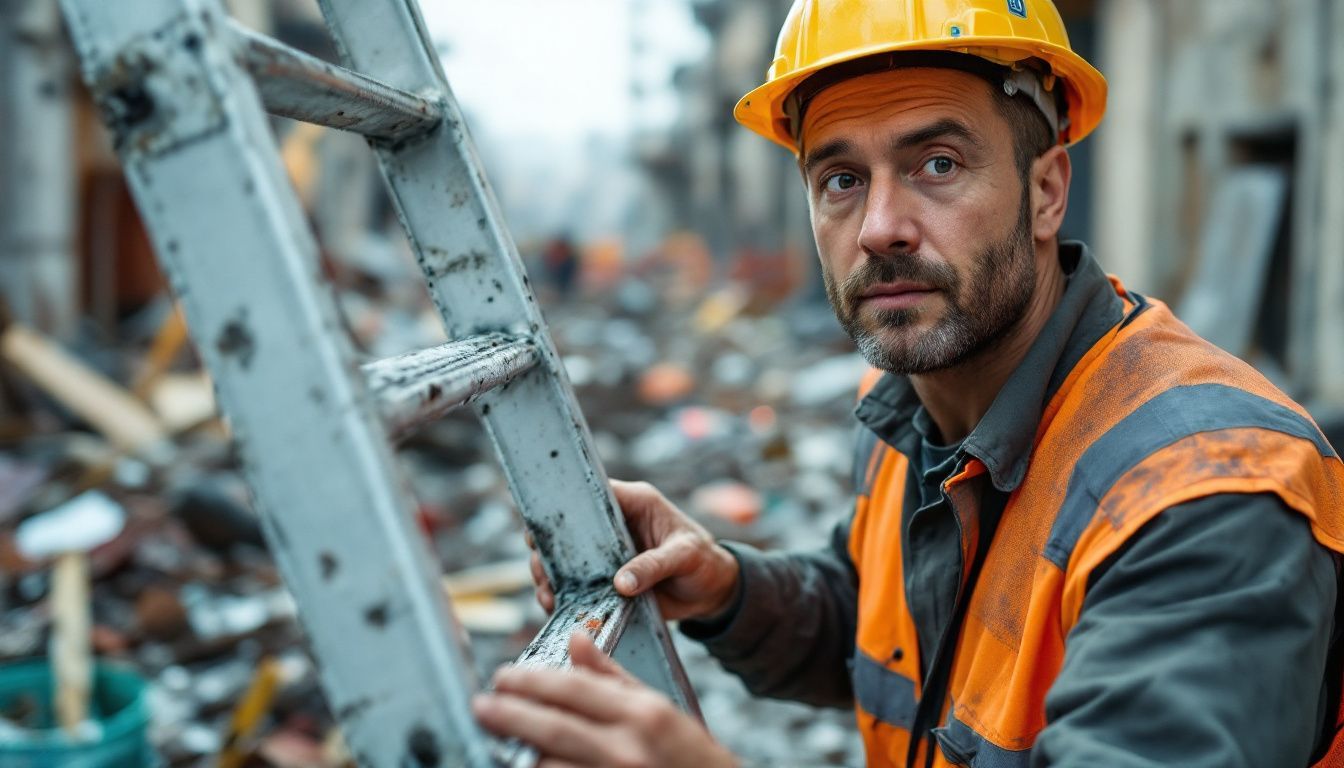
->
(800, 68), (1038, 375)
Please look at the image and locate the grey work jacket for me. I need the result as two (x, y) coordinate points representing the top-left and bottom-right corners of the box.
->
(683, 243), (1340, 767)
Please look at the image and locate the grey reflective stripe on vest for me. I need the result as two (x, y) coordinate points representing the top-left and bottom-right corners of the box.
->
(852, 651), (917, 729)
(1044, 383), (1336, 568)
(933, 711), (1031, 768)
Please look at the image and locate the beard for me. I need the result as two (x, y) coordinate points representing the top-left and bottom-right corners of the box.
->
(823, 185), (1037, 375)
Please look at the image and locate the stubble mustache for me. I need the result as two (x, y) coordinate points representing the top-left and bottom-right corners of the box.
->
(835, 254), (961, 325)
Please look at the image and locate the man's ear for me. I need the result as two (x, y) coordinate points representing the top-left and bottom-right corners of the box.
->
(1031, 145), (1071, 243)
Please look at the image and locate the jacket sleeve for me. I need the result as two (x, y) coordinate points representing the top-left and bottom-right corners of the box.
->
(679, 517), (859, 709)
(1033, 492), (1339, 768)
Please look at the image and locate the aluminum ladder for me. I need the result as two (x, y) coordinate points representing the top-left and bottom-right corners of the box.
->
(57, 0), (700, 765)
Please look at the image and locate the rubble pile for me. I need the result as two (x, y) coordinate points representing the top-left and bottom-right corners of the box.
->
(0, 256), (868, 766)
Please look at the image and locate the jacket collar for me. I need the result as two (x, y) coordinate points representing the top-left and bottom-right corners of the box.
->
(854, 241), (1126, 492)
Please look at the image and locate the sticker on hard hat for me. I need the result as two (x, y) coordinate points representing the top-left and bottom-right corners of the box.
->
(1007, 0), (1027, 18)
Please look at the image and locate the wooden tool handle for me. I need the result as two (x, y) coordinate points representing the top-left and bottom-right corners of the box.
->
(51, 551), (92, 735)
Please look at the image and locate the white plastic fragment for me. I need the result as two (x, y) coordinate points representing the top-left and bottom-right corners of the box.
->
(15, 490), (127, 559)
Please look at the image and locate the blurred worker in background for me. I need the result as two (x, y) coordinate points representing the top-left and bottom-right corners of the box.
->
(474, 1), (1344, 766)
(541, 233), (580, 300)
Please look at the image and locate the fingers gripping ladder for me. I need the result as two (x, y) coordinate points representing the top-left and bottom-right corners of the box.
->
(57, 0), (701, 765)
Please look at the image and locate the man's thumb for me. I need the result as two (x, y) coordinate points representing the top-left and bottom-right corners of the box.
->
(614, 547), (671, 596)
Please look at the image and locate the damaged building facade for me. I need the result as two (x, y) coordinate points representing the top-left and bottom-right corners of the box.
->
(638, 0), (1344, 414)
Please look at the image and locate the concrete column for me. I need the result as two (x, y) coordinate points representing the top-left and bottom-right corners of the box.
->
(1092, 0), (1161, 292)
(0, 0), (78, 338)
(1314, 0), (1344, 406)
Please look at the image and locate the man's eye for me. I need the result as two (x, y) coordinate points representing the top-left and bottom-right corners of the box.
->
(922, 156), (957, 176)
(823, 173), (861, 193)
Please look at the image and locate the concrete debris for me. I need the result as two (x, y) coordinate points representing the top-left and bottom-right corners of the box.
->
(0, 237), (866, 764)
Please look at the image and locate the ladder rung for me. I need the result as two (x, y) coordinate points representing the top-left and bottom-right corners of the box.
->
(362, 333), (539, 436)
(228, 20), (442, 141)
(516, 584), (632, 667)
(493, 585), (634, 768)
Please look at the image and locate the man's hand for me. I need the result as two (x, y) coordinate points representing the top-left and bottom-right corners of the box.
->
(529, 480), (741, 623)
(473, 631), (737, 768)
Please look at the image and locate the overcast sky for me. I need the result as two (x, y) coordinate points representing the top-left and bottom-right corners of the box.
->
(420, 0), (706, 142)
(414, 0), (710, 241)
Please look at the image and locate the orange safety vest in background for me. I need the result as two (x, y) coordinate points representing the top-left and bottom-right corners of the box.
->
(847, 278), (1344, 767)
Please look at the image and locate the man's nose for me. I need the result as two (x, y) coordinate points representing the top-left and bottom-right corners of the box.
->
(857, 177), (921, 257)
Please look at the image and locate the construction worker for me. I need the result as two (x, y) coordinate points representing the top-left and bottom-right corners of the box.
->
(473, 1), (1344, 765)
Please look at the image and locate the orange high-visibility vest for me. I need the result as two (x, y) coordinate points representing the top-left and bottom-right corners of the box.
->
(848, 278), (1344, 766)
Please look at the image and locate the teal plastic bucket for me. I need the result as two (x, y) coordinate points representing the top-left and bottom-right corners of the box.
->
(0, 659), (153, 768)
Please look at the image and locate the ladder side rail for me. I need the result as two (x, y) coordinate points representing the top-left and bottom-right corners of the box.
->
(227, 19), (442, 142)
(311, 1), (631, 585)
(315, 0), (701, 715)
(59, 2), (495, 766)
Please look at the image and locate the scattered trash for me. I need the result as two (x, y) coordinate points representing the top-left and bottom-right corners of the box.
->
(637, 362), (697, 406)
(0, 457), (49, 524)
(690, 481), (763, 526)
(0, 239), (866, 764)
(0, 659), (153, 766)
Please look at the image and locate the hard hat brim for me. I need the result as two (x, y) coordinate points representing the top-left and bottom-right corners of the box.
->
(735, 37), (1108, 153)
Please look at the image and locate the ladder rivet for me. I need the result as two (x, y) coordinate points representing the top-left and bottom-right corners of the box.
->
(405, 726), (440, 766)
(108, 85), (156, 128)
(364, 603), (389, 628)
(319, 552), (338, 581)
(215, 316), (256, 369)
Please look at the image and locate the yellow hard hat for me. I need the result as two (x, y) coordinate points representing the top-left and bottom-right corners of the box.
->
(735, 0), (1108, 152)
